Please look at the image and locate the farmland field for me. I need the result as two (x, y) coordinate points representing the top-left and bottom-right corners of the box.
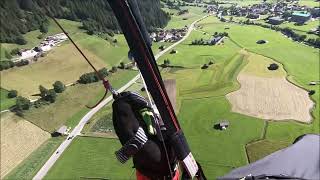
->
(0, 42), (107, 98)
(1, 112), (51, 178)
(0, 88), (16, 111)
(197, 16), (319, 147)
(163, 7), (206, 29)
(227, 52), (314, 122)
(4, 137), (64, 180)
(0, 33), (132, 99)
(44, 137), (133, 180)
(23, 69), (137, 133)
(1, 19), (83, 54)
(298, 0), (320, 7)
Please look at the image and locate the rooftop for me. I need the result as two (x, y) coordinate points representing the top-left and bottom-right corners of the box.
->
(292, 11), (311, 17)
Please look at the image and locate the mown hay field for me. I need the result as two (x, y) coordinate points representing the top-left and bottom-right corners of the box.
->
(4, 137), (64, 180)
(45, 137), (132, 180)
(1, 43), (107, 98)
(1, 112), (51, 178)
(23, 69), (137, 133)
(227, 53), (314, 122)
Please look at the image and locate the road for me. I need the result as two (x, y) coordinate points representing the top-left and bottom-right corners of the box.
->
(33, 15), (209, 180)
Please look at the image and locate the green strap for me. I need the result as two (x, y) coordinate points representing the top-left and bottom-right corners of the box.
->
(140, 108), (156, 135)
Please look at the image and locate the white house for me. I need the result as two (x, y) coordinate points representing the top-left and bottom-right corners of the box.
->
(19, 50), (38, 60)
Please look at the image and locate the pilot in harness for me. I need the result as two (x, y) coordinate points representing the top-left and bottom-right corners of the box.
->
(41, 0), (206, 179)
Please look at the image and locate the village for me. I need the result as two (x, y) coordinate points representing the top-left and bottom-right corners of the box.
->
(15, 33), (68, 63)
(150, 27), (188, 42)
(206, 0), (319, 30)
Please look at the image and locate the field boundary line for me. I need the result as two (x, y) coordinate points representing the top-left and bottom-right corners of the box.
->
(226, 34), (316, 125)
(244, 50), (316, 124)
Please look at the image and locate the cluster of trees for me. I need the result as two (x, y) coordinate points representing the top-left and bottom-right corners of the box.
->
(191, 32), (227, 46)
(15, 60), (29, 67)
(13, 80), (67, 116)
(15, 96), (31, 116)
(0, 59), (30, 70)
(34, 81), (66, 108)
(118, 62), (134, 69)
(0, 0), (47, 44)
(177, 9), (189, 15)
(191, 38), (207, 45)
(281, 28), (307, 41)
(39, 85), (57, 103)
(201, 60), (214, 69)
(8, 90), (18, 98)
(161, 59), (171, 67)
(0, 61), (15, 71)
(240, 20), (320, 48)
(214, 32), (228, 37)
(1, 0), (170, 43)
(78, 68), (109, 84)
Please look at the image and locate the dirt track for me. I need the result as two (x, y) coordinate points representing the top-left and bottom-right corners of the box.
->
(226, 74), (314, 122)
(1, 112), (50, 178)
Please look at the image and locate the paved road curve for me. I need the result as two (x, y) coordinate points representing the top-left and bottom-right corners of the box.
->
(33, 15), (209, 180)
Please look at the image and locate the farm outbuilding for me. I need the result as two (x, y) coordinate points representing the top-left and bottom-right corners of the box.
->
(52, 125), (68, 137)
(309, 81), (317, 85)
(290, 11), (311, 24)
(267, 63), (279, 70)
(256, 40), (267, 44)
(214, 120), (230, 130)
(268, 17), (284, 25)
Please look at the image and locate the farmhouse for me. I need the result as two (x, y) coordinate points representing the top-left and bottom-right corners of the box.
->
(268, 16), (285, 25)
(52, 125), (68, 136)
(290, 11), (311, 23)
(18, 49), (38, 60)
(210, 36), (224, 45)
(214, 120), (230, 130)
(151, 28), (187, 42)
(247, 13), (260, 19)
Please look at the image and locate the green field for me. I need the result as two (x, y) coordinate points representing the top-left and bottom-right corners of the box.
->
(81, 104), (114, 137)
(0, 88), (16, 111)
(298, 0), (320, 7)
(163, 7), (206, 29)
(5, 10), (319, 179)
(246, 138), (291, 163)
(45, 137), (132, 180)
(4, 137), (64, 180)
(1, 19), (83, 55)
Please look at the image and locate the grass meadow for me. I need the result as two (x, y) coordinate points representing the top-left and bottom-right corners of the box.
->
(163, 7), (206, 29)
(4, 137), (64, 180)
(0, 88), (16, 111)
(23, 70), (137, 133)
(44, 137), (133, 180)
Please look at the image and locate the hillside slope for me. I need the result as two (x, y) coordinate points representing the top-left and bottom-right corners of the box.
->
(0, 0), (170, 44)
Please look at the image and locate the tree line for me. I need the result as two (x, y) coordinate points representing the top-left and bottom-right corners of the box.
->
(12, 80), (66, 116)
(0, 0), (170, 44)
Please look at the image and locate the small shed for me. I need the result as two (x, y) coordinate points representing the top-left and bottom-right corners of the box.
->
(268, 17), (284, 25)
(214, 120), (230, 130)
(256, 40), (267, 44)
(52, 125), (68, 137)
(268, 63), (279, 70)
(309, 81), (317, 85)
